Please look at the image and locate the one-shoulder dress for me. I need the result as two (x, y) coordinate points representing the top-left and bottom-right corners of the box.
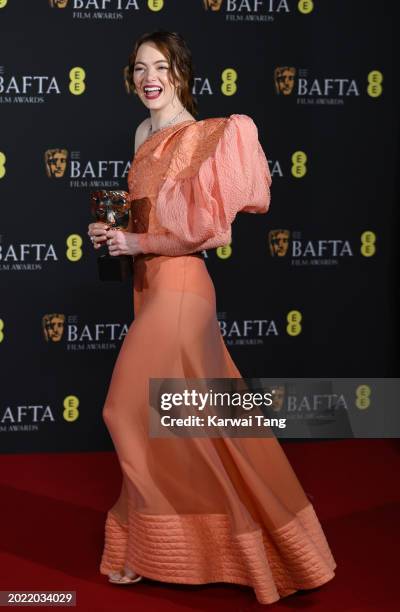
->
(99, 114), (337, 605)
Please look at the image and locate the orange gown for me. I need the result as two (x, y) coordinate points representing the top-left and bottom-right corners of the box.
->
(99, 114), (337, 605)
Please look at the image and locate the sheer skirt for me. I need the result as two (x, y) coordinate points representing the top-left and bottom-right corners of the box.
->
(99, 253), (336, 605)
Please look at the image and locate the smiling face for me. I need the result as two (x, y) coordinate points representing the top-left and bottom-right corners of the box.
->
(132, 42), (182, 110)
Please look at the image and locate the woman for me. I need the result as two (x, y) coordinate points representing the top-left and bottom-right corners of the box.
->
(87, 30), (336, 605)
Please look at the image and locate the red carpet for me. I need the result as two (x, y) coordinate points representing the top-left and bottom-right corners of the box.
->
(0, 440), (398, 611)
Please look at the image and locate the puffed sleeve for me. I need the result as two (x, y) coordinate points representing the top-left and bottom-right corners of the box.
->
(136, 114), (272, 256)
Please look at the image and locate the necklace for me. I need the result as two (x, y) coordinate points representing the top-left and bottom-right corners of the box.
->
(148, 107), (187, 136)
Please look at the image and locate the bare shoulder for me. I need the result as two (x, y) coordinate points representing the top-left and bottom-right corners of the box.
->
(134, 117), (151, 154)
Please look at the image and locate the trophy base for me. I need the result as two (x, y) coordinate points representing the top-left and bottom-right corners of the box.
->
(97, 254), (133, 282)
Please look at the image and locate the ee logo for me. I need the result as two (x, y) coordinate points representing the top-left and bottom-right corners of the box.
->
(148, 0), (163, 10)
(0, 152), (6, 179)
(216, 243), (232, 259)
(66, 234), (83, 261)
(291, 151), (307, 178)
(69, 67), (86, 95)
(355, 385), (371, 410)
(367, 71), (383, 98)
(287, 310), (302, 336)
(298, 0), (314, 14)
(360, 231), (376, 257)
(63, 395), (80, 422)
(221, 68), (237, 96)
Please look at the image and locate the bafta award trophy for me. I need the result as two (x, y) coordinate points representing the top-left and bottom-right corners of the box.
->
(90, 190), (133, 282)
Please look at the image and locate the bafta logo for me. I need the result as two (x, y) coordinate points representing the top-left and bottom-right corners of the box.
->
(269, 229), (290, 257)
(271, 386), (285, 412)
(42, 314), (65, 342)
(274, 67), (296, 95)
(44, 148), (68, 178)
(48, 0), (69, 7)
(203, 0), (223, 10)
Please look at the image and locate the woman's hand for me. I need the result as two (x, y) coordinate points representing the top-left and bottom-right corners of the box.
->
(88, 222), (108, 250)
(105, 228), (142, 257)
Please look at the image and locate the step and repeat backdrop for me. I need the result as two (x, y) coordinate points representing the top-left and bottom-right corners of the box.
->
(0, 0), (397, 452)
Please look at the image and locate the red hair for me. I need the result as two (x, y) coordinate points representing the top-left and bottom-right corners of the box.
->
(124, 29), (199, 117)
